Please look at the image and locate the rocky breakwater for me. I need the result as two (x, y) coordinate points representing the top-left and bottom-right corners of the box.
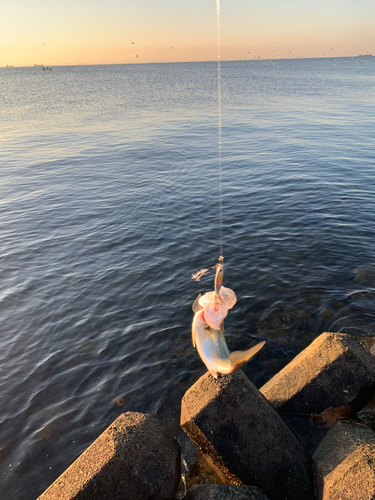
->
(181, 332), (375, 500)
(37, 332), (375, 500)
(314, 420), (375, 500)
(180, 369), (315, 500)
(260, 332), (375, 415)
(37, 412), (181, 500)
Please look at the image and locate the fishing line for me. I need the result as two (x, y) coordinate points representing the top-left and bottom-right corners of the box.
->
(190, 2), (266, 375)
(192, 0), (223, 281)
(217, 0), (223, 259)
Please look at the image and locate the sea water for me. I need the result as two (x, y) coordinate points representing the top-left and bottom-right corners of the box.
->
(1, 57), (375, 498)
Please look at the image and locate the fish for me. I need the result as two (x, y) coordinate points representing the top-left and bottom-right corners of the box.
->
(192, 297), (265, 379)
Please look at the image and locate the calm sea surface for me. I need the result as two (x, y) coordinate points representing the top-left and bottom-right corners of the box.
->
(1, 58), (375, 498)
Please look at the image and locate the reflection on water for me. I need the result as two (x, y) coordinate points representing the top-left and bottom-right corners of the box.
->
(0, 58), (375, 499)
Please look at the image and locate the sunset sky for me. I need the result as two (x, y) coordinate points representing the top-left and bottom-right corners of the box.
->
(1, 0), (375, 67)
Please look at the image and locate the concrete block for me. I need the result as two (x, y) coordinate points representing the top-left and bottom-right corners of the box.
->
(38, 412), (181, 500)
(358, 397), (375, 431)
(260, 332), (375, 414)
(180, 370), (315, 500)
(186, 484), (270, 500)
(313, 421), (375, 500)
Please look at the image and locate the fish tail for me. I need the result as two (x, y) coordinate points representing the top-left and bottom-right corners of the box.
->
(229, 341), (266, 371)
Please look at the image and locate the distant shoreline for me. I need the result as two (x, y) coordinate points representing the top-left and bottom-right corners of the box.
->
(2, 54), (373, 68)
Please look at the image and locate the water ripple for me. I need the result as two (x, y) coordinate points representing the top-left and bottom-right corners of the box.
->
(1, 59), (375, 499)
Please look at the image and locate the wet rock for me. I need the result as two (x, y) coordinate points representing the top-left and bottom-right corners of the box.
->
(183, 442), (223, 488)
(313, 421), (375, 500)
(356, 336), (375, 353)
(354, 264), (375, 286)
(180, 370), (315, 500)
(185, 484), (270, 500)
(368, 338), (375, 356)
(260, 332), (375, 415)
(38, 412), (181, 500)
(358, 397), (375, 431)
(256, 295), (318, 348)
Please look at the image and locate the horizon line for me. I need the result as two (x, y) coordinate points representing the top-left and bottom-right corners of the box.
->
(2, 54), (372, 68)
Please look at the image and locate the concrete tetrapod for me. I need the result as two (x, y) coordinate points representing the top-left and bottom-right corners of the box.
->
(186, 484), (270, 500)
(313, 421), (375, 500)
(38, 412), (181, 500)
(181, 370), (315, 500)
(260, 332), (375, 415)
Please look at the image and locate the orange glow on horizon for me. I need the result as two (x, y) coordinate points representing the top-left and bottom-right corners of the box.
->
(1, 0), (374, 67)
